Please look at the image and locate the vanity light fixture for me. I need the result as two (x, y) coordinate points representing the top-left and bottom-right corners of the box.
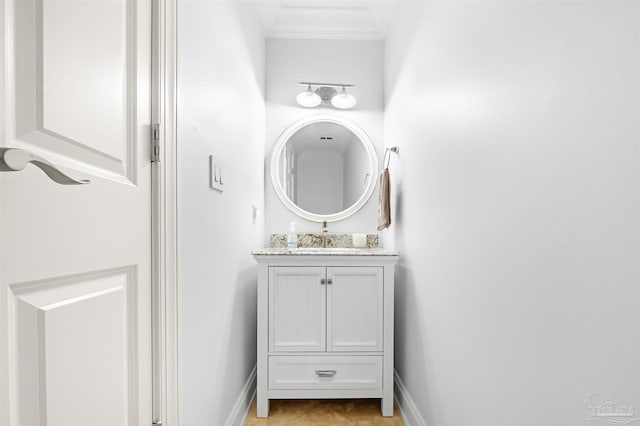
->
(296, 82), (357, 110)
(331, 86), (357, 109)
(295, 83), (322, 108)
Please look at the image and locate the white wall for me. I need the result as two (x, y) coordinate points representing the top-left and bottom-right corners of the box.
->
(385, 2), (640, 425)
(265, 39), (384, 239)
(177, 2), (265, 425)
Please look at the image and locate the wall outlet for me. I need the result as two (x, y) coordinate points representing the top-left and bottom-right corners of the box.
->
(252, 204), (259, 224)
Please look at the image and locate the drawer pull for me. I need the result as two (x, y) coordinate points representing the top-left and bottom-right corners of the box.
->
(315, 369), (337, 378)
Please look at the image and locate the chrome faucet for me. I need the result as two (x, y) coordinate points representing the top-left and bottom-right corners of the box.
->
(322, 221), (328, 248)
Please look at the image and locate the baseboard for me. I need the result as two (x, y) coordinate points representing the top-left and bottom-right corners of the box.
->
(224, 365), (257, 426)
(394, 370), (428, 426)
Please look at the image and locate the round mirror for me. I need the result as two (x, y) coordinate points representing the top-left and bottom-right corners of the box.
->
(271, 115), (378, 222)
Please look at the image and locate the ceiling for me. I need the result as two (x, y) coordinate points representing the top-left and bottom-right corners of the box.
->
(254, 0), (397, 40)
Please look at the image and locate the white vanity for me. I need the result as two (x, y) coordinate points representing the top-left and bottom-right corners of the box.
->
(252, 248), (399, 417)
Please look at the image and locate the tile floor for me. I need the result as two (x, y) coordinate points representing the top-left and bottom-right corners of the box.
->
(244, 398), (404, 425)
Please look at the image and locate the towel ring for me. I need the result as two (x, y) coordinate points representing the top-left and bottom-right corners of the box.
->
(383, 146), (399, 169)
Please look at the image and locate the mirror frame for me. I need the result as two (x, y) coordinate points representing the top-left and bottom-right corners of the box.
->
(271, 114), (379, 223)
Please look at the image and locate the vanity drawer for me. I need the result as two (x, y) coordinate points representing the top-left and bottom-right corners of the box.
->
(268, 355), (382, 390)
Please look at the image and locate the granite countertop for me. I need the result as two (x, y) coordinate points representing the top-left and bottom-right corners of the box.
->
(251, 247), (399, 256)
(271, 233), (379, 249)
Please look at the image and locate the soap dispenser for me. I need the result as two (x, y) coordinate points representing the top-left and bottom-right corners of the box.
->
(287, 222), (298, 248)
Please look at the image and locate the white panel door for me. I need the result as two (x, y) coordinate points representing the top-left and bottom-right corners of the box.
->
(327, 267), (383, 352)
(269, 267), (326, 352)
(0, 0), (153, 423)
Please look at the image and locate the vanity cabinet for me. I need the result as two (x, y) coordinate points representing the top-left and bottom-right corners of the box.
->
(253, 251), (398, 417)
(269, 266), (383, 353)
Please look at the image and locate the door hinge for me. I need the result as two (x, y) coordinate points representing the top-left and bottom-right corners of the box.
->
(151, 123), (161, 163)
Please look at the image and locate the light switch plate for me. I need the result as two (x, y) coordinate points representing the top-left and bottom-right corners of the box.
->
(209, 155), (224, 192)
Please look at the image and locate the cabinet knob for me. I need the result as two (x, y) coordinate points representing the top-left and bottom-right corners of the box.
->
(327, 278), (333, 285)
(315, 369), (337, 378)
(320, 278), (326, 285)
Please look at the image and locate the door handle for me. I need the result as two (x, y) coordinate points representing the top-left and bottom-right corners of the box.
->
(0, 147), (90, 185)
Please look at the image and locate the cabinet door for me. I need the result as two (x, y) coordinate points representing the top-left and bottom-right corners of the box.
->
(269, 267), (326, 352)
(327, 267), (383, 352)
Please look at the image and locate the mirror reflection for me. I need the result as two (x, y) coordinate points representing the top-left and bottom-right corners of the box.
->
(276, 121), (370, 216)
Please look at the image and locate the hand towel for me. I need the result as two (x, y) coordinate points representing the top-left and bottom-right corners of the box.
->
(377, 168), (391, 230)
